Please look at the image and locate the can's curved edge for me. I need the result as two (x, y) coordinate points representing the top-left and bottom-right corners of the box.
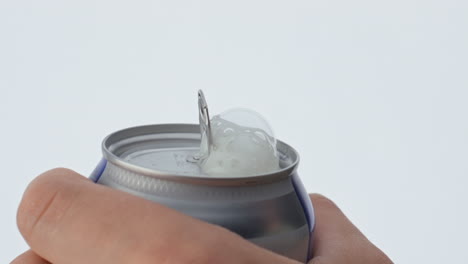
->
(101, 123), (300, 187)
(291, 172), (315, 262)
(90, 158), (108, 183)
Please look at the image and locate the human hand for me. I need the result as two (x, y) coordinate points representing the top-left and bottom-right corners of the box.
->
(12, 168), (392, 264)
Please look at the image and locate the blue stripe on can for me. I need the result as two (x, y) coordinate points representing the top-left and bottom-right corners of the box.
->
(89, 158), (107, 183)
(291, 173), (315, 262)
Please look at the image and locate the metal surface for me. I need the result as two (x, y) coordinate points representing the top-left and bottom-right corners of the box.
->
(96, 162), (311, 262)
(102, 123), (299, 186)
(197, 90), (212, 157)
(93, 123), (313, 262)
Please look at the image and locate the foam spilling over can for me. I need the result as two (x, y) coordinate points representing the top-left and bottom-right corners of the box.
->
(90, 91), (315, 263)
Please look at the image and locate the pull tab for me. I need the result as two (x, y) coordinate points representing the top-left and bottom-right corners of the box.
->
(188, 90), (212, 162)
(198, 90), (212, 151)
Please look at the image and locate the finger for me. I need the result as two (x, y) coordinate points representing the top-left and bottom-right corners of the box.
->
(309, 194), (393, 264)
(10, 249), (50, 264)
(309, 194), (364, 256)
(17, 168), (297, 264)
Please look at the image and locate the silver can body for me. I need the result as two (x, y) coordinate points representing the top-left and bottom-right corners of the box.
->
(90, 124), (315, 263)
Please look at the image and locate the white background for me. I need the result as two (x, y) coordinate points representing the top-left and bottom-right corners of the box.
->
(1, 0), (467, 263)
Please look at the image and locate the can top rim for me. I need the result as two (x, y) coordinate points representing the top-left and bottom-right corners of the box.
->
(102, 124), (300, 186)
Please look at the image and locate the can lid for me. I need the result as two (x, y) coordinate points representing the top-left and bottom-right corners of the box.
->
(102, 124), (299, 186)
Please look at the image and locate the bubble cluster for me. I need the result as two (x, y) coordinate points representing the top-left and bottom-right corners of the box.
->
(199, 108), (280, 177)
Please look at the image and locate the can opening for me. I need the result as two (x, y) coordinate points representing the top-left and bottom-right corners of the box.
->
(103, 124), (299, 185)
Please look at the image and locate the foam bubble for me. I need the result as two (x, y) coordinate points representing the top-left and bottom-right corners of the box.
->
(199, 108), (280, 177)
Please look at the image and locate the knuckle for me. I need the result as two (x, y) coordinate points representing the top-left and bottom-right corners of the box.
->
(11, 250), (49, 264)
(309, 256), (328, 264)
(194, 229), (231, 263)
(309, 193), (339, 211)
(372, 249), (394, 264)
(45, 167), (77, 177)
(17, 168), (78, 242)
(349, 238), (394, 264)
(130, 225), (236, 264)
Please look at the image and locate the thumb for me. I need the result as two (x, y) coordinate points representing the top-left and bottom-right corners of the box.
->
(308, 194), (393, 264)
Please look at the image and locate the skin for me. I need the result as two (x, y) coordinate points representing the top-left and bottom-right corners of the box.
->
(12, 168), (393, 264)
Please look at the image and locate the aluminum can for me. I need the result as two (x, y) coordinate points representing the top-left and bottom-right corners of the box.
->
(90, 123), (315, 263)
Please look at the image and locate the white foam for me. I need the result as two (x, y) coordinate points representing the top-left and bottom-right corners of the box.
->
(199, 109), (280, 177)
